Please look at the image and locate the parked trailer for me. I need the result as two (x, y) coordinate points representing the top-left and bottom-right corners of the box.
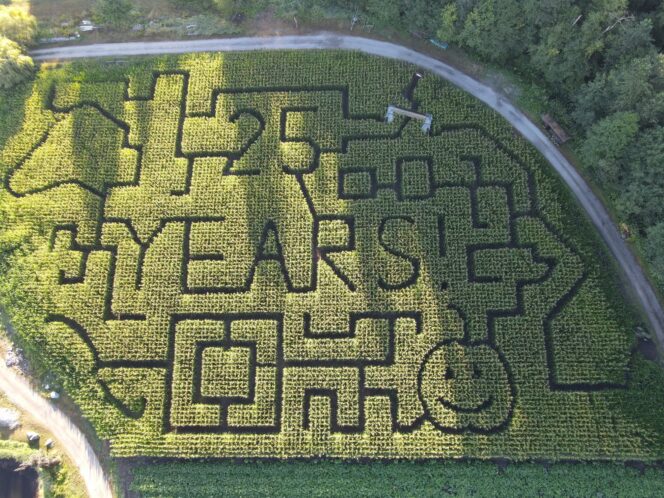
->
(541, 113), (570, 145)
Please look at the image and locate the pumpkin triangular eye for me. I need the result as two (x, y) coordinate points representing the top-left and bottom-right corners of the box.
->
(444, 366), (455, 380)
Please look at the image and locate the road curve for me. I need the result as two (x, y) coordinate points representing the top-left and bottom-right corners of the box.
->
(0, 361), (113, 498)
(30, 35), (664, 354)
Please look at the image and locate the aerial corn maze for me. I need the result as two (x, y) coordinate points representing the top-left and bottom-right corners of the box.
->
(1, 51), (663, 460)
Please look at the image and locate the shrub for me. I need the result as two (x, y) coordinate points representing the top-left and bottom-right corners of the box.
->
(93, 0), (137, 30)
(0, 36), (33, 89)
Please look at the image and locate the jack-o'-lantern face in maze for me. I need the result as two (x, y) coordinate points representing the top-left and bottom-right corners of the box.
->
(418, 340), (515, 433)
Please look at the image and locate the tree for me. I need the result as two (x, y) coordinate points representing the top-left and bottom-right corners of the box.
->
(522, 0), (577, 31)
(528, 1), (633, 97)
(0, 36), (33, 89)
(573, 72), (609, 129)
(603, 18), (655, 68)
(0, 5), (37, 46)
(213, 0), (263, 16)
(606, 55), (664, 119)
(454, 0), (531, 63)
(398, 0), (445, 34)
(364, 0), (401, 27)
(528, 13), (589, 97)
(580, 111), (639, 186)
(639, 89), (664, 126)
(574, 54), (664, 127)
(642, 0), (664, 48)
(616, 126), (664, 228)
(437, 4), (459, 41)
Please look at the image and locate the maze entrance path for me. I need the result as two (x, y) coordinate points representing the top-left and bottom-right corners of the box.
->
(0, 51), (659, 459)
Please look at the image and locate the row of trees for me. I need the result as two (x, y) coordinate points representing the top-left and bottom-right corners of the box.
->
(0, 1), (36, 89)
(93, 0), (259, 29)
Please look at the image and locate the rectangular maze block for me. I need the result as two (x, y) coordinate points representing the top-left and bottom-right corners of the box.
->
(199, 346), (253, 400)
(168, 315), (282, 433)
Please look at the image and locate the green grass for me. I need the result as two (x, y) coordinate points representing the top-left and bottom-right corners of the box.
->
(0, 438), (82, 498)
(0, 51), (663, 463)
(0, 439), (36, 461)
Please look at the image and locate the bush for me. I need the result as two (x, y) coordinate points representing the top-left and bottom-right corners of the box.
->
(580, 111), (639, 187)
(212, 0), (262, 17)
(644, 222), (664, 289)
(0, 36), (33, 89)
(93, 0), (137, 30)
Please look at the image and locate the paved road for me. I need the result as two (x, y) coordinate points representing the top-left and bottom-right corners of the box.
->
(0, 361), (113, 498)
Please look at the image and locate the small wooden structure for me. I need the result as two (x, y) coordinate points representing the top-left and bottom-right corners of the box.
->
(386, 105), (432, 133)
(541, 114), (570, 145)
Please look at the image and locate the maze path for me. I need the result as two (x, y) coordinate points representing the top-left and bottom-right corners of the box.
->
(1, 61), (638, 458)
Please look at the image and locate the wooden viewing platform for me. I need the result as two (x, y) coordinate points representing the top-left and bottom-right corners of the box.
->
(385, 105), (432, 133)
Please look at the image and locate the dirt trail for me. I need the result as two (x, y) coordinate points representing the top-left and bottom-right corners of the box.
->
(0, 361), (113, 498)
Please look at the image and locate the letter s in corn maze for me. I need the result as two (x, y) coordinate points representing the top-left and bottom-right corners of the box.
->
(3, 67), (634, 457)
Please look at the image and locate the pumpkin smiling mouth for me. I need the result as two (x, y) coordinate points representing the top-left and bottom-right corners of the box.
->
(437, 396), (494, 413)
